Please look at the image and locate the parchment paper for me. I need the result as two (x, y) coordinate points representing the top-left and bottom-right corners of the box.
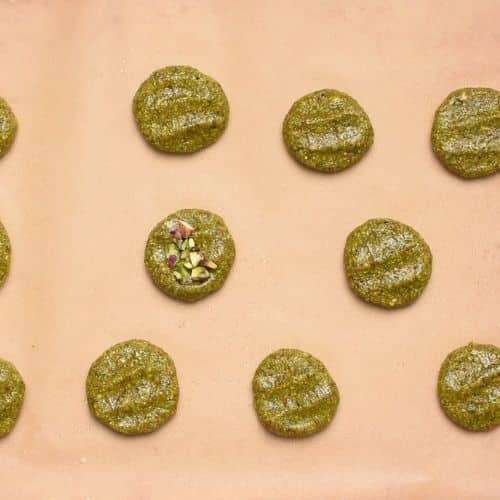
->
(0, 1), (499, 498)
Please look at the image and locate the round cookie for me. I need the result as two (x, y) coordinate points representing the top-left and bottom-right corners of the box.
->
(438, 343), (500, 432)
(0, 358), (25, 438)
(252, 348), (339, 438)
(86, 339), (179, 435)
(0, 220), (11, 288)
(145, 209), (235, 302)
(133, 65), (229, 153)
(0, 97), (17, 158)
(283, 89), (373, 172)
(344, 218), (432, 308)
(431, 87), (500, 179)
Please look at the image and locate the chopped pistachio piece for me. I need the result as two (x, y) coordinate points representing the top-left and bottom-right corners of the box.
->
(168, 219), (195, 240)
(160, 218), (221, 287)
(178, 221), (194, 238)
(167, 243), (179, 257)
(202, 259), (218, 270)
(167, 255), (178, 269)
(191, 266), (210, 281)
(189, 252), (202, 267)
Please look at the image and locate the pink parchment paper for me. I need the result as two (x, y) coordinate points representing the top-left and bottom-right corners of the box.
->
(0, 1), (499, 499)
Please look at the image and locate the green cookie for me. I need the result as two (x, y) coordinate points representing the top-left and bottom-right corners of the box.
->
(0, 358), (25, 438)
(133, 65), (229, 153)
(0, 97), (17, 158)
(253, 348), (339, 437)
(438, 343), (500, 432)
(431, 87), (500, 178)
(86, 340), (179, 435)
(145, 209), (235, 302)
(283, 89), (373, 172)
(344, 218), (432, 308)
(0, 220), (11, 288)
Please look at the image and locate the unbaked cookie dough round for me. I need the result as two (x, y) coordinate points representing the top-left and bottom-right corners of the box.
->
(0, 358), (25, 438)
(86, 340), (179, 435)
(283, 89), (373, 172)
(0, 220), (11, 288)
(438, 343), (500, 432)
(144, 209), (235, 302)
(252, 348), (339, 437)
(344, 218), (432, 308)
(0, 97), (17, 158)
(133, 65), (229, 153)
(431, 87), (500, 179)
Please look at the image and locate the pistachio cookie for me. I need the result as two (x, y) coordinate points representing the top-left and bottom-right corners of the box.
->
(438, 343), (500, 432)
(0, 97), (17, 158)
(344, 218), (432, 308)
(431, 87), (500, 178)
(145, 209), (235, 302)
(0, 220), (11, 288)
(283, 89), (373, 172)
(86, 340), (179, 435)
(253, 349), (339, 437)
(0, 358), (25, 438)
(133, 65), (229, 153)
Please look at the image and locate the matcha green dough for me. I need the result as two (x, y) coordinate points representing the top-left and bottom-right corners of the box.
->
(0, 358), (25, 438)
(0, 220), (11, 288)
(438, 343), (500, 432)
(133, 65), (229, 153)
(431, 87), (500, 178)
(252, 349), (339, 438)
(0, 97), (17, 159)
(283, 89), (373, 172)
(344, 218), (432, 308)
(145, 208), (235, 302)
(86, 339), (179, 435)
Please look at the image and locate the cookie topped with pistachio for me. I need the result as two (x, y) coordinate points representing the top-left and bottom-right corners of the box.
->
(86, 339), (179, 435)
(133, 65), (229, 153)
(145, 209), (235, 302)
(0, 97), (17, 159)
(283, 89), (373, 172)
(438, 343), (500, 431)
(0, 358), (25, 438)
(344, 218), (432, 308)
(431, 87), (500, 178)
(252, 348), (340, 438)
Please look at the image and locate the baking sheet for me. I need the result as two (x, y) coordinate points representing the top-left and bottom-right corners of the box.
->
(0, 1), (499, 498)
